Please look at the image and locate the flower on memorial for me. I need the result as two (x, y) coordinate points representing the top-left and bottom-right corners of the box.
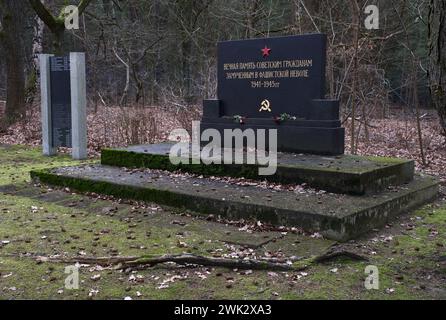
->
(273, 113), (297, 124)
(233, 115), (246, 124)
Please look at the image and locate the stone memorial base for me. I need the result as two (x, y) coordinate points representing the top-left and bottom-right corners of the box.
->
(200, 118), (345, 156)
(101, 143), (414, 195)
(30, 143), (439, 241)
(200, 99), (345, 155)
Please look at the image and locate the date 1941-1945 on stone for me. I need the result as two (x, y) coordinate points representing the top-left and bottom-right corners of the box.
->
(251, 80), (280, 88)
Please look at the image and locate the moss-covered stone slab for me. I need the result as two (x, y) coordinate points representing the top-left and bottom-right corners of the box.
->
(30, 164), (438, 241)
(101, 143), (415, 195)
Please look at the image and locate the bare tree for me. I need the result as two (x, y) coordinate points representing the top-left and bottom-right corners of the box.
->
(244, 0), (261, 38)
(428, 0), (446, 136)
(28, 0), (93, 54)
(348, 0), (360, 154)
(0, 0), (26, 128)
(391, 1), (427, 165)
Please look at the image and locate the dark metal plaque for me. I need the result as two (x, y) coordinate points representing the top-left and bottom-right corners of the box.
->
(50, 56), (72, 148)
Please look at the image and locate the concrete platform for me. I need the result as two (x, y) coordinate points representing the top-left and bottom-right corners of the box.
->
(30, 165), (439, 241)
(101, 143), (415, 195)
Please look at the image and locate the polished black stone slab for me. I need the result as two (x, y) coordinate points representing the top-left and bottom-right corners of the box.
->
(218, 34), (326, 118)
(49, 55), (72, 148)
(201, 34), (345, 155)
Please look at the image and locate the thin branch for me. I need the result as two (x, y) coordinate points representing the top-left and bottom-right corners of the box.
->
(78, 0), (93, 16)
(298, 0), (320, 33)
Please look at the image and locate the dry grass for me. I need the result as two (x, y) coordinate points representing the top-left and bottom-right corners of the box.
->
(345, 110), (446, 181)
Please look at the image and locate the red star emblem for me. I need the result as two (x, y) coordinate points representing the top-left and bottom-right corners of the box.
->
(261, 46), (271, 57)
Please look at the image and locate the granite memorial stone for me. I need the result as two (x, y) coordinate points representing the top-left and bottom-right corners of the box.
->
(201, 34), (345, 155)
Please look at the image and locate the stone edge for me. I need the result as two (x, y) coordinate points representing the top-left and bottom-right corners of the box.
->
(30, 168), (438, 241)
(100, 148), (415, 195)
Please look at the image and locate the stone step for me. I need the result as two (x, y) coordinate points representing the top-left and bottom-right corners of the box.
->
(30, 164), (438, 241)
(101, 143), (415, 195)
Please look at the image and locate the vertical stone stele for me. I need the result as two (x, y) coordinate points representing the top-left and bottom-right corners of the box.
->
(39, 53), (56, 156)
(39, 52), (87, 160)
(70, 52), (87, 160)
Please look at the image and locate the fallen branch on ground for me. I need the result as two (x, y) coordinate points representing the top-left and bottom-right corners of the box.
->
(32, 249), (368, 272)
(36, 254), (303, 271)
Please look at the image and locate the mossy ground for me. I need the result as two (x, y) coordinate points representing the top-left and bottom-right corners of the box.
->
(0, 145), (445, 299)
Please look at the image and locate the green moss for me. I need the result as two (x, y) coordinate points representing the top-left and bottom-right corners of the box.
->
(0, 145), (94, 186)
(31, 168), (196, 207)
(101, 149), (261, 180)
(364, 155), (409, 165)
(101, 148), (418, 195)
(30, 168), (285, 226)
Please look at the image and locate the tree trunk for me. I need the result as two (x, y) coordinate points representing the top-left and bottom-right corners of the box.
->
(28, 0), (93, 55)
(182, 39), (193, 101)
(428, 0), (446, 136)
(348, 0), (360, 154)
(25, 1), (45, 106)
(0, 0), (26, 127)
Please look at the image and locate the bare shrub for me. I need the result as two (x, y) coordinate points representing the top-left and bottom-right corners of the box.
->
(116, 107), (158, 146)
(174, 105), (202, 136)
(88, 105), (181, 152)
